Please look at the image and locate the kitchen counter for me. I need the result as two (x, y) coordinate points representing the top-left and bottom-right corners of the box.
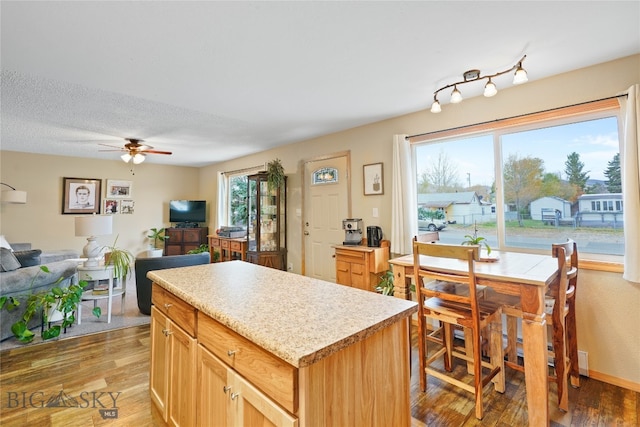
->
(148, 260), (416, 367)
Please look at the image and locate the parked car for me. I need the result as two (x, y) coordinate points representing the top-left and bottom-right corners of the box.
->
(418, 219), (447, 231)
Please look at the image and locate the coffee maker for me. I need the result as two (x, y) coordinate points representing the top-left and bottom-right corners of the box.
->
(342, 218), (363, 245)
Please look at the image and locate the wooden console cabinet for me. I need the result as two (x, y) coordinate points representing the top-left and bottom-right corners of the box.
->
(164, 227), (208, 256)
(333, 244), (390, 292)
(208, 235), (248, 263)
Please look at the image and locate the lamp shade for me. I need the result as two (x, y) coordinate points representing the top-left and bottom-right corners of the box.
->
(75, 215), (113, 237)
(1, 190), (27, 204)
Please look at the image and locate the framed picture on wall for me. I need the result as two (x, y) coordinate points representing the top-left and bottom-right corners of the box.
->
(120, 199), (135, 214)
(62, 177), (101, 214)
(363, 163), (384, 195)
(106, 180), (133, 198)
(104, 199), (119, 214)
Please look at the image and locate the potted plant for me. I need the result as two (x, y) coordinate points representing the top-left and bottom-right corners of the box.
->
(375, 269), (395, 296)
(103, 235), (135, 284)
(461, 221), (491, 255)
(266, 158), (285, 192)
(147, 227), (169, 257)
(0, 266), (100, 343)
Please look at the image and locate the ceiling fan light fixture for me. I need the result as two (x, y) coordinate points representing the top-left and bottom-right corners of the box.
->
(121, 153), (132, 163)
(430, 54), (527, 112)
(132, 153), (146, 164)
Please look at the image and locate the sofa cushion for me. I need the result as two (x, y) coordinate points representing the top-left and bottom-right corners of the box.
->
(0, 235), (12, 251)
(14, 249), (42, 267)
(0, 247), (21, 272)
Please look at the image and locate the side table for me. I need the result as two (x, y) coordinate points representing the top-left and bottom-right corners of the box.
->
(77, 265), (125, 323)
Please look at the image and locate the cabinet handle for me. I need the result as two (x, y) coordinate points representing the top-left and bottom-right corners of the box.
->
(223, 385), (231, 394)
(230, 392), (240, 400)
(162, 329), (173, 336)
(227, 350), (237, 357)
(164, 303), (173, 310)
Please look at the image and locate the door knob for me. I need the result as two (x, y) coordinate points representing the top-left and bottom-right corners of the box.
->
(304, 231), (309, 235)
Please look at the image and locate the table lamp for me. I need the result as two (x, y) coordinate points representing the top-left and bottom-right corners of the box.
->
(75, 215), (113, 267)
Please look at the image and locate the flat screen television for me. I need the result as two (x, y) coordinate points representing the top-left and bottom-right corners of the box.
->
(169, 200), (206, 225)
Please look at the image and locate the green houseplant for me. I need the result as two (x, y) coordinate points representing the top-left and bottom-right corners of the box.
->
(375, 269), (395, 296)
(266, 158), (285, 192)
(0, 266), (100, 343)
(147, 227), (169, 257)
(461, 222), (491, 254)
(103, 235), (134, 282)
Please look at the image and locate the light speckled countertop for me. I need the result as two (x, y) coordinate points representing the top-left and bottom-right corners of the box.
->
(148, 261), (417, 368)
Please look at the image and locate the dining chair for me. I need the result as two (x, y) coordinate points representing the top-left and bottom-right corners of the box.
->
(413, 240), (504, 420)
(492, 238), (579, 412)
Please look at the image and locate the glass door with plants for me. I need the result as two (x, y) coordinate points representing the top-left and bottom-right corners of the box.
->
(246, 171), (287, 270)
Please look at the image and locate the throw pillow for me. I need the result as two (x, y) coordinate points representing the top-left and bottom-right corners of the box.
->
(0, 235), (12, 251)
(0, 247), (21, 272)
(13, 249), (42, 267)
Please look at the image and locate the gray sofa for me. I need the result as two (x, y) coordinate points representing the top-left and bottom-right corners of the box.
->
(1, 243), (80, 341)
(134, 252), (210, 315)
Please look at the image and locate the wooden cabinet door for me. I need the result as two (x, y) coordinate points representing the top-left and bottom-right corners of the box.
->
(150, 307), (170, 421)
(349, 262), (366, 290)
(168, 323), (197, 427)
(335, 260), (351, 286)
(233, 372), (297, 427)
(197, 345), (230, 427)
(183, 229), (202, 243)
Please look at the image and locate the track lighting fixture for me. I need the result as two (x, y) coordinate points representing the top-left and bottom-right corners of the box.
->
(430, 55), (528, 113)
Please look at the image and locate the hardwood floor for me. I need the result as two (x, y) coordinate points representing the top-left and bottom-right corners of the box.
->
(0, 325), (638, 426)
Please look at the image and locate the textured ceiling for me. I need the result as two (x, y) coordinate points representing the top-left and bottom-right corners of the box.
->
(1, 1), (639, 167)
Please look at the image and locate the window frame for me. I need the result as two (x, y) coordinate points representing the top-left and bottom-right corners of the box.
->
(410, 98), (624, 269)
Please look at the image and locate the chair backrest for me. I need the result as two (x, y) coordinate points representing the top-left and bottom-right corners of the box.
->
(551, 239), (578, 303)
(412, 239), (482, 321)
(416, 231), (440, 243)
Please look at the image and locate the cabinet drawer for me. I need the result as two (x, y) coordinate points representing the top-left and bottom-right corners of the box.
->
(183, 229), (202, 242)
(152, 286), (197, 337)
(197, 312), (297, 414)
(209, 237), (220, 247)
(335, 248), (365, 263)
(230, 241), (242, 251)
(220, 240), (230, 249)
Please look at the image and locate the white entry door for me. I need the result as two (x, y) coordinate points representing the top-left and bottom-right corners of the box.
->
(303, 154), (350, 282)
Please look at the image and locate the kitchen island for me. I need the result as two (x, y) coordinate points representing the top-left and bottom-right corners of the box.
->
(148, 260), (417, 427)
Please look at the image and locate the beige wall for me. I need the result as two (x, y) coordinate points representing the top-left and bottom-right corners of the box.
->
(0, 152), (202, 258)
(1, 54), (638, 388)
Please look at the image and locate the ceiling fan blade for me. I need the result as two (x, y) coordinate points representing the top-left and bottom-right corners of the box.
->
(99, 143), (126, 150)
(144, 150), (173, 155)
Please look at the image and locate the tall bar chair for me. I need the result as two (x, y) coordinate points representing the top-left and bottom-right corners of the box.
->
(413, 240), (504, 420)
(492, 238), (579, 411)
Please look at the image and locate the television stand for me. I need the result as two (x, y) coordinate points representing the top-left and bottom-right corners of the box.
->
(165, 227), (208, 255)
(175, 222), (199, 229)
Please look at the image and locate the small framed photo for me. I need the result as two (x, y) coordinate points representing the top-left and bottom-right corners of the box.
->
(106, 180), (133, 198)
(363, 163), (384, 195)
(62, 177), (101, 214)
(120, 199), (135, 214)
(104, 199), (119, 214)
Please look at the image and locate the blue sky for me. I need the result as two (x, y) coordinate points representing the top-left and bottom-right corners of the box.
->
(415, 116), (619, 187)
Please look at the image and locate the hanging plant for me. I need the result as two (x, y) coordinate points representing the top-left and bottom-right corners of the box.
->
(266, 158), (285, 192)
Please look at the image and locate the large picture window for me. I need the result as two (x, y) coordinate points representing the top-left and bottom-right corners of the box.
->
(414, 106), (623, 257)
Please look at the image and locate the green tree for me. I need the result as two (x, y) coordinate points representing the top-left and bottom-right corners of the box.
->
(230, 175), (248, 225)
(503, 154), (544, 226)
(604, 153), (621, 193)
(540, 172), (578, 201)
(564, 152), (590, 194)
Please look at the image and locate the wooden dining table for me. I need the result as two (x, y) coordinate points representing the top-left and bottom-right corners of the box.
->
(389, 250), (559, 427)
